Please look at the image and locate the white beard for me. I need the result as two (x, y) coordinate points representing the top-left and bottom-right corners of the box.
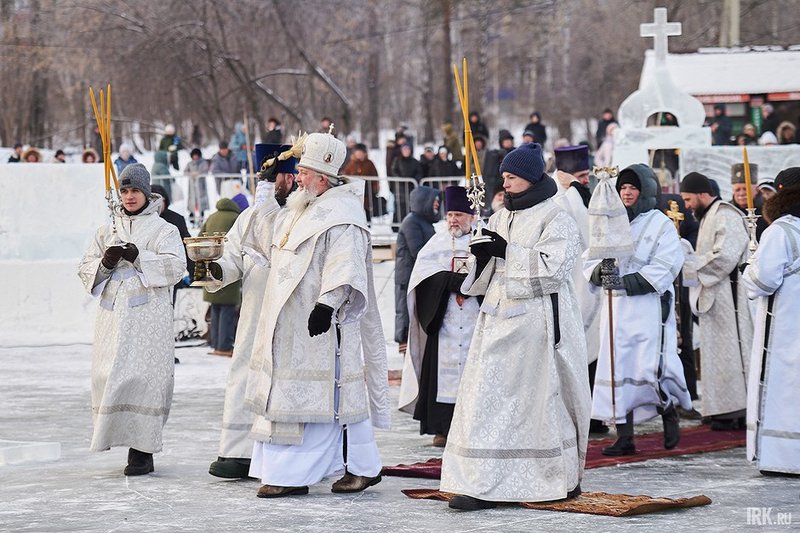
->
(449, 227), (466, 238)
(286, 186), (317, 212)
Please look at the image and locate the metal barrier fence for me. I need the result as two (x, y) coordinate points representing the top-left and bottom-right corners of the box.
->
(152, 172), (467, 236)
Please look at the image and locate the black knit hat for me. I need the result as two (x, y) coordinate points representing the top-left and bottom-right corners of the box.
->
(775, 167), (800, 191)
(680, 172), (714, 194)
(616, 169), (641, 192)
(500, 142), (546, 183)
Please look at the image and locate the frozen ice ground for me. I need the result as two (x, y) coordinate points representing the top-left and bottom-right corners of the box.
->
(2, 341), (799, 531)
(2, 264), (799, 531)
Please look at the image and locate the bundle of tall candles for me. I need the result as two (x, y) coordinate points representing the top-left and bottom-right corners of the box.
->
(453, 58), (491, 244)
(89, 84), (121, 240)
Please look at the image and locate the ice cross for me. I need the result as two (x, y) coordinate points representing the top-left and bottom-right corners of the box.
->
(640, 7), (681, 63)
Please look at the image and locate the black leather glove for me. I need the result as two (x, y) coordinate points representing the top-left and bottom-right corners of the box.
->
(101, 245), (125, 269)
(308, 303), (334, 337)
(622, 272), (656, 296)
(121, 242), (139, 263)
(470, 229), (507, 259)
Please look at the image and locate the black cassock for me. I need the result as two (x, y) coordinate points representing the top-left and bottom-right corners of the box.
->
(412, 270), (472, 436)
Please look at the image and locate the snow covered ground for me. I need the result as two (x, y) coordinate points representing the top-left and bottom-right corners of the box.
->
(2, 341), (799, 531)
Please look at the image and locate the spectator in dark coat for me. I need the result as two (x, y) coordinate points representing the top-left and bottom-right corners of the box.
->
(391, 144), (423, 181)
(263, 117), (283, 144)
(419, 146), (436, 178)
(710, 104), (732, 145)
(7, 143), (22, 163)
(482, 129), (515, 203)
(761, 104), (780, 135)
(428, 146), (459, 177)
(468, 112), (489, 142)
(522, 111), (547, 147)
(394, 186), (441, 350)
(596, 108), (618, 148)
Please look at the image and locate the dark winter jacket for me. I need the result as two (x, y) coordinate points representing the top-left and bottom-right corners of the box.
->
(391, 154), (423, 181)
(394, 186), (441, 343)
(523, 115), (547, 146)
(428, 157), (459, 177)
(202, 198), (242, 305)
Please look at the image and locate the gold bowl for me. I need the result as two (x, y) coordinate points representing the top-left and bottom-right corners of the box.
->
(184, 234), (226, 286)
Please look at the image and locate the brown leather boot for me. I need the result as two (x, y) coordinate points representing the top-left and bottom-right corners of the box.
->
(256, 484), (309, 498)
(331, 471), (382, 493)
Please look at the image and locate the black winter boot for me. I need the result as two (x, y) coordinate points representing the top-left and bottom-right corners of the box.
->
(661, 405), (681, 449)
(602, 412), (636, 456)
(124, 448), (154, 476)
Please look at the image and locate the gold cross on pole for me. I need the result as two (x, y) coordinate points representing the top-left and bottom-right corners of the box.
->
(666, 200), (684, 232)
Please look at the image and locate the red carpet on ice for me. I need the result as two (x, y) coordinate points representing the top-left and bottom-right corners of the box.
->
(383, 426), (745, 479)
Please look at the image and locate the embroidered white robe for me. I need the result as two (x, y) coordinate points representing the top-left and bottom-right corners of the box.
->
(244, 179), (391, 445)
(77, 197), (186, 453)
(683, 200), (753, 417)
(440, 198), (591, 502)
(584, 210), (693, 424)
(207, 197), (280, 458)
(743, 215), (800, 475)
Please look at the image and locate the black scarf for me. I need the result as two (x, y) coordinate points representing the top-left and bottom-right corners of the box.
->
(503, 175), (558, 211)
(123, 200), (150, 216)
(694, 197), (719, 222)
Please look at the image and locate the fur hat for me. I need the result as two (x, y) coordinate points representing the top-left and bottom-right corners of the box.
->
(21, 147), (42, 162)
(299, 132), (346, 178)
(499, 142), (546, 183)
(119, 163), (151, 197)
(731, 163), (758, 184)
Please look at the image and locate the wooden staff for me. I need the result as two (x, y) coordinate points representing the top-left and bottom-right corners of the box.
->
(607, 288), (617, 425)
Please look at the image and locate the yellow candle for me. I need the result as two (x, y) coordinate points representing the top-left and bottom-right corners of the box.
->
(743, 146), (753, 209)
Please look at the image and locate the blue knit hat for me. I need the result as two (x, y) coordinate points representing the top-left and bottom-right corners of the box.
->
(499, 142), (545, 183)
